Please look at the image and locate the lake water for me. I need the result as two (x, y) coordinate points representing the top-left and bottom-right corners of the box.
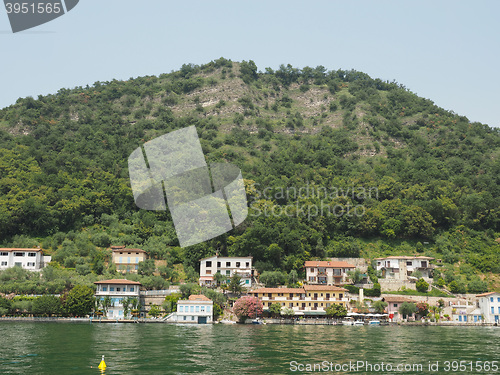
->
(0, 322), (499, 374)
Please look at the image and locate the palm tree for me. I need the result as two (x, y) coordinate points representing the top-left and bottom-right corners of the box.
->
(122, 297), (131, 319)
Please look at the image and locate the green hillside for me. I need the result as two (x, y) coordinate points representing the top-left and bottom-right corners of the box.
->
(0, 58), (499, 293)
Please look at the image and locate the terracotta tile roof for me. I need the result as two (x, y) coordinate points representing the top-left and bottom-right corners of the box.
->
(304, 261), (355, 268)
(200, 255), (253, 261)
(94, 279), (142, 285)
(374, 256), (434, 260)
(188, 294), (212, 301)
(249, 288), (305, 294)
(303, 285), (347, 292)
(476, 292), (499, 297)
(111, 248), (146, 253)
(382, 296), (416, 303)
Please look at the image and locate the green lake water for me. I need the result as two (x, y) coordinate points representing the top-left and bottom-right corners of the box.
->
(0, 322), (498, 374)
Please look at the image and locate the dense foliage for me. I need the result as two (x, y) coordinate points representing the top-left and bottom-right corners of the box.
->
(0, 58), (498, 292)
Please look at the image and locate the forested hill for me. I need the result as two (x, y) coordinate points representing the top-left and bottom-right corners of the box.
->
(0, 58), (499, 292)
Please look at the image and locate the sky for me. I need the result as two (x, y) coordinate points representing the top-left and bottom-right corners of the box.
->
(1, 0), (499, 128)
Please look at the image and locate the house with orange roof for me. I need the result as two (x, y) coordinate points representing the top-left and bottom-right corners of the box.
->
(249, 285), (347, 316)
(174, 294), (214, 324)
(110, 245), (147, 273)
(305, 260), (355, 285)
(477, 291), (500, 324)
(94, 279), (142, 319)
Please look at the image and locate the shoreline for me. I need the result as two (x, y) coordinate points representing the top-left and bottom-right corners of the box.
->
(0, 317), (497, 327)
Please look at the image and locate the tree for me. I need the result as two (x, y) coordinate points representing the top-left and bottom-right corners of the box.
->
(228, 274), (243, 295)
(398, 302), (417, 319)
(415, 302), (429, 317)
(148, 304), (161, 318)
(269, 302), (282, 317)
(326, 304), (347, 319)
(259, 271), (286, 288)
(287, 270), (298, 286)
(122, 296), (132, 319)
(32, 295), (62, 317)
(416, 278), (429, 293)
(0, 296), (12, 316)
(158, 265), (178, 282)
(372, 300), (388, 314)
(449, 280), (466, 294)
(232, 296), (263, 322)
(65, 285), (95, 317)
(214, 271), (224, 286)
(281, 307), (295, 318)
(348, 269), (364, 284)
(130, 297), (141, 317)
(163, 293), (181, 313)
(138, 259), (156, 276)
(180, 283), (199, 299)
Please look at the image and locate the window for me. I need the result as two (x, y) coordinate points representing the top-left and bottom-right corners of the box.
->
(0, 252), (8, 256)
(206, 261), (212, 267)
(236, 262), (240, 267)
(207, 306), (211, 313)
(135, 257), (139, 263)
(117, 287), (121, 292)
(497, 298), (500, 303)
(201, 306), (205, 312)
(206, 270), (211, 274)
(226, 270), (230, 276)
(394, 304), (398, 308)
(102, 287), (107, 292)
(492, 307), (495, 314)
(1, 261), (7, 266)
(246, 262), (249, 268)
(245, 279), (249, 284)
(458, 316), (462, 322)
(195, 306), (200, 312)
(179, 306), (184, 312)
(130, 287), (134, 292)
(191, 316), (195, 321)
(217, 262), (221, 268)
(14, 262), (22, 267)
(27, 262), (35, 267)
(226, 262), (231, 267)
(339, 294), (343, 299)
(119, 257), (122, 264)
(135, 265), (138, 270)
(406, 261), (412, 266)
(14, 252), (24, 257)
(491, 297), (494, 302)
(421, 261), (427, 267)
(310, 268), (314, 272)
(183, 316), (186, 321)
(110, 287), (115, 292)
(28, 252), (36, 257)
(190, 306), (194, 313)
(498, 307), (500, 314)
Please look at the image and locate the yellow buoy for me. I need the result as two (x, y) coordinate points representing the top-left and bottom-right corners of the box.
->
(98, 355), (106, 370)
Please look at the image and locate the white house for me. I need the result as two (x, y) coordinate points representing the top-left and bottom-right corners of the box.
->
(94, 279), (141, 319)
(305, 260), (355, 285)
(199, 255), (253, 287)
(477, 292), (500, 324)
(174, 294), (213, 324)
(0, 248), (51, 271)
(375, 256), (434, 280)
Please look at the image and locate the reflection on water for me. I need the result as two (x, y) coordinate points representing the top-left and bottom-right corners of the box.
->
(0, 322), (498, 374)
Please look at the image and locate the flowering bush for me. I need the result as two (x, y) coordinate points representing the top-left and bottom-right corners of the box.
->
(232, 296), (263, 322)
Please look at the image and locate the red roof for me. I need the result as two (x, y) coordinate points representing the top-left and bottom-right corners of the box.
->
(94, 279), (142, 285)
(249, 287), (305, 294)
(304, 261), (355, 268)
(111, 248), (146, 253)
(303, 285), (347, 292)
(188, 294), (211, 301)
(476, 292), (498, 297)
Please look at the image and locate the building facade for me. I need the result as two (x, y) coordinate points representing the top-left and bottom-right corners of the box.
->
(199, 255), (253, 287)
(383, 296), (417, 322)
(175, 295), (213, 324)
(305, 260), (355, 285)
(249, 285), (348, 315)
(94, 279), (141, 319)
(110, 246), (147, 273)
(375, 256), (434, 280)
(0, 248), (51, 271)
(477, 292), (500, 324)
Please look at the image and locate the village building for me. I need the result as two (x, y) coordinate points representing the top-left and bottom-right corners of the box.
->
(110, 245), (147, 273)
(375, 256), (434, 281)
(199, 255), (253, 287)
(94, 279), (141, 319)
(0, 248), (51, 271)
(305, 260), (355, 285)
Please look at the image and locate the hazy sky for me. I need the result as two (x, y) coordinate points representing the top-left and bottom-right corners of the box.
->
(1, 0), (499, 127)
